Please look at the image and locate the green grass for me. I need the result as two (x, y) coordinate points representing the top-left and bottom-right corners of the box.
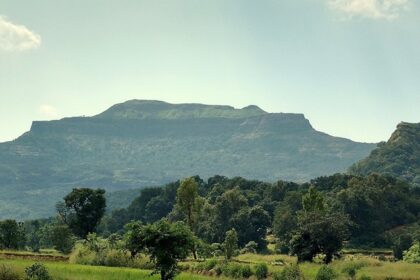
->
(0, 258), (218, 280)
(2, 252), (420, 280)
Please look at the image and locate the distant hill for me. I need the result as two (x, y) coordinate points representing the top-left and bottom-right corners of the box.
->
(349, 122), (420, 186)
(0, 100), (375, 219)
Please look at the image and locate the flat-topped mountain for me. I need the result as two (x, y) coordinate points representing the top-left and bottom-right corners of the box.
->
(0, 100), (375, 219)
(349, 122), (420, 186)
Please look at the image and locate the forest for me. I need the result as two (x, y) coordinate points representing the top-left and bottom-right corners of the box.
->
(1, 173), (419, 280)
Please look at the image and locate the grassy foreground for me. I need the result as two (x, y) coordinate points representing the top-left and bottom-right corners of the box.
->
(0, 258), (219, 280)
(1, 252), (420, 279)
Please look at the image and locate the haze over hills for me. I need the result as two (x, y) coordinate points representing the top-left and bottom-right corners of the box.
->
(349, 122), (420, 187)
(0, 100), (376, 219)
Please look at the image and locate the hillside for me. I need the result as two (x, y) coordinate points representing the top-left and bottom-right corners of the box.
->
(0, 100), (375, 219)
(349, 122), (420, 186)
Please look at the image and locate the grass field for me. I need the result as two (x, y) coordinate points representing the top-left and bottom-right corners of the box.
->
(0, 258), (220, 280)
(1, 251), (420, 279)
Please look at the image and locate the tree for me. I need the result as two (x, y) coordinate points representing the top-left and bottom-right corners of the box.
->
(392, 234), (413, 260)
(290, 188), (350, 263)
(124, 219), (195, 280)
(58, 188), (106, 239)
(175, 177), (200, 229)
(0, 219), (25, 249)
(224, 228), (238, 260)
(44, 224), (75, 254)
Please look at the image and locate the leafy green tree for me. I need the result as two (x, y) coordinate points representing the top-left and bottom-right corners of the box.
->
(58, 188), (106, 238)
(175, 177), (200, 228)
(231, 206), (271, 251)
(0, 219), (25, 249)
(45, 224), (75, 254)
(290, 188), (350, 263)
(124, 219), (195, 280)
(224, 228), (238, 260)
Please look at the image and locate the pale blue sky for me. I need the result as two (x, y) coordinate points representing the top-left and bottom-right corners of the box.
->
(0, 0), (419, 143)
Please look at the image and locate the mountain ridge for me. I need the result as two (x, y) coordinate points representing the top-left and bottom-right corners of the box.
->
(349, 121), (420, 186)
(0, 100), (376, 219)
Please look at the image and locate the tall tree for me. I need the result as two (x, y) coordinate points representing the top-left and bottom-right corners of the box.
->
(58, 188), (106, 239)
(175, 177), (200, 229)
(224, 228), (238, 260)
(290, 187), (350, 263)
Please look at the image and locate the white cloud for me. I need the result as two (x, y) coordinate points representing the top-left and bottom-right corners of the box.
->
(0, 16), (41, 51)
(39, 105), (59, 119)
(328, 0), (409, 20)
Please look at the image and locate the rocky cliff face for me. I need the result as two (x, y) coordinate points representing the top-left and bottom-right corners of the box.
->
(0, 100), (375, 219)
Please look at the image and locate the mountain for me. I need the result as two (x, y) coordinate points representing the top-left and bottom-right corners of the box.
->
(0, 100), (375, 219)
(349, 122), (420, 186)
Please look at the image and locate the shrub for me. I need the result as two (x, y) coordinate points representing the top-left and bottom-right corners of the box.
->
(254, 263), (268, 280)
(0, 265), (20, 280)
(221, 262), (241, 278)
(239, 265), (253, 278)
(342, 261), (367, 280)
(203, 259), (218, 271)
(315, 265), (337, 280)
(275, 264), (305, 280)
(403, 242), (420, 263)
(24, 263), (51, 280)
(241, 241), (258, 254)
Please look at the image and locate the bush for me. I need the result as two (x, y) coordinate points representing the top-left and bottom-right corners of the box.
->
(24, 263), (51, 280)
(203, 259), (218, 271)
(403, 242), (420, 263)
(274, 264), (304, 280)
(239, 265), (253, 278)
(254, 263), (268, 280)
(342, 261), (368, 280)
(221, 262), (241, 278)
(241, 241), (258, 254)
(315, 265), (337, 280)
(220, 263), (253, 279)
(0, 265), (20, 280)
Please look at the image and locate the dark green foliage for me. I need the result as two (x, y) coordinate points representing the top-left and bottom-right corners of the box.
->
(315, 265), (337, 280)
(289, 188), (350, 263)
(274, 264), (305, 280)
(123, 219), (195, 280)
(0, 265), (20, 280)
(44, 224), (75, 254)
(58, 188), (106, 238)
(0, 100), (375, 220)
(24, 263), (52, 280)
(0, 219), (25, 250)
(254, 263), (268, 280)
(392, 234), (413, 260)
(349, 122), (420, 187)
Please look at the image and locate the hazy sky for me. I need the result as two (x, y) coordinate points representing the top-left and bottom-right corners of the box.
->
(0, 0), (419, 143)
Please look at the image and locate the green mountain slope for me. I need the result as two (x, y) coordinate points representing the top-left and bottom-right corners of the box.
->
(349, 122), (420, 186)
(0, 100), (375, 219)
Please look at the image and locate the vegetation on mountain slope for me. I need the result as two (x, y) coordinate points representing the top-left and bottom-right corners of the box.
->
(0, 100), (375, 219)
(349, 122), (420, 187)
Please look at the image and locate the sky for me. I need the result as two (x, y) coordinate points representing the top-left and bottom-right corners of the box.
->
(0, 0), (419, 143)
